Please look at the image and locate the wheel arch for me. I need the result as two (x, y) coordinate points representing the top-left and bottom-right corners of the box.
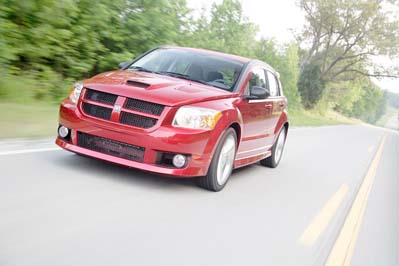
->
(273, 111), (289, 145)
(229, 122), (242, 148)
(283, 121), (289, 137)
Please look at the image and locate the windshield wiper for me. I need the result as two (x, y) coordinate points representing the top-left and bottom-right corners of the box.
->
(129, 66), (156, 73)
(158, 71), (210, 86)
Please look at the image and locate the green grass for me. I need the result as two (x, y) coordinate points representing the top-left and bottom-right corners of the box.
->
(289, 109), (357, 127)
(0, 102), (59, 139)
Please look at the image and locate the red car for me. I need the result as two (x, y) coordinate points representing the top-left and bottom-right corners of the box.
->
(56, 46), (288, 191)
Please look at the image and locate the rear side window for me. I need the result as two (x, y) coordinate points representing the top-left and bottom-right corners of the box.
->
(266, 71), (280, 97)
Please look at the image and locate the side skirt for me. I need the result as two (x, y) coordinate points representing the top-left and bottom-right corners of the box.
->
(233, 151), (272, 169)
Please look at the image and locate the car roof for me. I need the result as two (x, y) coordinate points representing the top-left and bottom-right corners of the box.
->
(159, 45), (251, 63)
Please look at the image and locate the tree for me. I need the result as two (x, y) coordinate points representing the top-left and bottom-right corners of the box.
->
(348, 80), (386, 123)
(278, 43), (302, 109)
(298, 0), (399, 82)
(297, 63), (326, 109)
(330, 80), (363, 112)
(0, 0), (191, 76)
(187, 0), (258, 57)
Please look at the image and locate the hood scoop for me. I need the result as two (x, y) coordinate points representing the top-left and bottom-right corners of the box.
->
(126, 80), (150, 88)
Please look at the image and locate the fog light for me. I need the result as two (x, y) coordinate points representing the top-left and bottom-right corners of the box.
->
(172, 154), (186, 168)
(58, 126), (69, 138)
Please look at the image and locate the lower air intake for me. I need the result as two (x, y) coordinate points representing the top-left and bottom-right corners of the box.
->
(77, 132), (145, 162)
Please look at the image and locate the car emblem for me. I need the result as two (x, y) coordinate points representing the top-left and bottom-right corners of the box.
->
(113, 104), (121, 112)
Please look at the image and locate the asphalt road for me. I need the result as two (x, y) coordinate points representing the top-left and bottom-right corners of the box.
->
(0, 123), (398, 266)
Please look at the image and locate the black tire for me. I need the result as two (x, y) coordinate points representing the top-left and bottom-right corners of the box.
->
(260, 127), (286, 168)
(196, 128), (237, 192)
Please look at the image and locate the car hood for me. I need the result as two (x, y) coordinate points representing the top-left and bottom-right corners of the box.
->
(83, 70), (237, 106)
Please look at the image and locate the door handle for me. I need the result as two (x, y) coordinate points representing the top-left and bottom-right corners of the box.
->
(264, 103), (272, 108)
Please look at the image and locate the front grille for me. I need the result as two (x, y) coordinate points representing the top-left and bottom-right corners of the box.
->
(120, 111), (157, 128)
(85, 89), (117, 105)
(82, 102), (112, 120)
(81, 87), (165, 129)
(77, 132), (145, 162)
(125, 98), (164, 116)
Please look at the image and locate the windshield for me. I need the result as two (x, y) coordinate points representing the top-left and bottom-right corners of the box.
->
(128, 48), (244, 91)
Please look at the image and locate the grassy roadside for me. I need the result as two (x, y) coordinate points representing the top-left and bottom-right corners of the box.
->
(0, 102), (59, 139)
(289, 109), (359, 127)
(0, 102), (359, 139)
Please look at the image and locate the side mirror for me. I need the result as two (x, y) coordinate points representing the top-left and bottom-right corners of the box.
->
(118, 61), (131, 69)
(249, 86), (270, 99)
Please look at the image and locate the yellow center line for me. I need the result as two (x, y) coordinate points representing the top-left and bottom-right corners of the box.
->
(326, 134), (387, 266)
(367, 145), (374, 153)
(299, 184), (349, 247)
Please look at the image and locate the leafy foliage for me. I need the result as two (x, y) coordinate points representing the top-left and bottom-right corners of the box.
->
(297, 63), (325, 109)
(345, 81), (386, 123)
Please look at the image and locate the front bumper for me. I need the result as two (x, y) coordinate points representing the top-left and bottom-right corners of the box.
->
(56, 100), (217, 177)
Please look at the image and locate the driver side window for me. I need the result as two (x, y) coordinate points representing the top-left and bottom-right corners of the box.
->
(244, 67), (267, 95)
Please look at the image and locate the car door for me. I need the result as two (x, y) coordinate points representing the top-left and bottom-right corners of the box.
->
(236, 66), (275, 160)
(265, 70), (287, 139)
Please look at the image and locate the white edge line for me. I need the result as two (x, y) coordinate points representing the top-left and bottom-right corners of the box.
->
(0, 147), (61, 156)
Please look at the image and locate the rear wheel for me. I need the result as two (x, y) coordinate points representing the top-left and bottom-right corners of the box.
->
(261, 127), (286, 168)
(196, 128), (237, 192)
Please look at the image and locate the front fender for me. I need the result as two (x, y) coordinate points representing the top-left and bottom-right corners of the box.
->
(189, 99), (243, 173)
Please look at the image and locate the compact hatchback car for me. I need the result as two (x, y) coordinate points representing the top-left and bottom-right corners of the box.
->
(56, 46), (288, 191)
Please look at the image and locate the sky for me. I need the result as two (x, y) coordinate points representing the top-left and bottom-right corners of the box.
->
(186, 0), (399, 93)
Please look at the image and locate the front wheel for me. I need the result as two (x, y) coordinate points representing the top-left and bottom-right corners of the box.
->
(261, 127), (286, 168)
(196, 128), (237, 192)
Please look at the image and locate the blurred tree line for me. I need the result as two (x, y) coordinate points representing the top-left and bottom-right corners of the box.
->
(0, 0), (398, 123)
(386, 91), (399, 109)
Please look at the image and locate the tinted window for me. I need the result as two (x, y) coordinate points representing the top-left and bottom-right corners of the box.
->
(245, 67), (267, 95)
(266, 71), (279, 97)
(129, 48), (244, 92)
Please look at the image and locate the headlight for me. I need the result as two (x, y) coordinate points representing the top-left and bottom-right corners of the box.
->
(69, 82), (84, 104)
(172, 106), (222, 130)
